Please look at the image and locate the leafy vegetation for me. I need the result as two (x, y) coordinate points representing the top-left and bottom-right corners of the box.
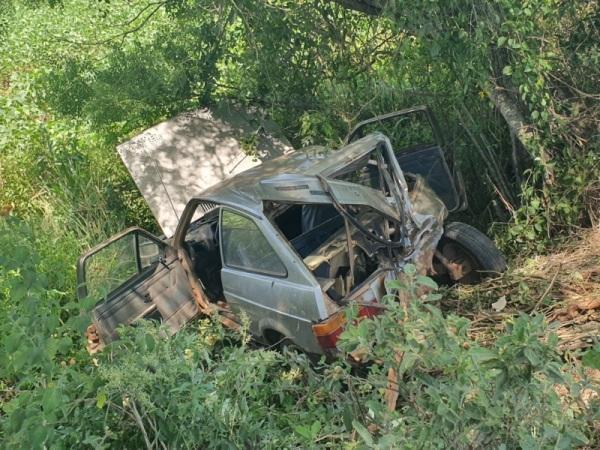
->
(2, 248), (597, 448)
(0, 0), (598, 448)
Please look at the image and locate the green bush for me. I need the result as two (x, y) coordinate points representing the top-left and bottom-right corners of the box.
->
(337, 265), (598, 448)
(2, 259), (597, 449)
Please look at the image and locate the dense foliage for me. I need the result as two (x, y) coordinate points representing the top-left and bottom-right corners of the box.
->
(1, 245), (597, 448)
(0, 0), (598, 448)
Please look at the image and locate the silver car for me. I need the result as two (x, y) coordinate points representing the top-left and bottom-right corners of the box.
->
(78, 106), (506, 355)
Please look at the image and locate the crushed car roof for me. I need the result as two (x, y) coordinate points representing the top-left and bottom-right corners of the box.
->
(193, 133), (390, 213)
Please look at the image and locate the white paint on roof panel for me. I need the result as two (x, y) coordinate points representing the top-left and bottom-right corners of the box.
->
(117, 105), (293, 236)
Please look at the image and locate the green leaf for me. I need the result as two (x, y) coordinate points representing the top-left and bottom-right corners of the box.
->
(524, 348), (541, 366)
(582, 348), (600, 369)
(66, 314), (93, 333)
(398, 352), (417, 375)
(494, 368), (508, 390)
(310, 420), (321, 437)
(386, 279), (406, 290)
(416, 275), (438, 290)
(42, 387), (60, 412)
(497, 36), (507, 47)
(96, 391), (107, 409)
(11, 283), (28, 301)
(403, 264), (416, 275)
(470, 347), (497, 363)
(12, 350), (30, 371)
(519, 433), (539, 450)
(555, 434), (573, 450)
(5, 333), (22, 353)
(545, 363), (565, 383)
(145, 334), (156, 352)
(79, 295), (99, 311)
(502, 65), (513, 76)
(294, 424), (313, 440)
(57, 336), (73, 353)
(425, 293), (443, 302)
(352, 420), (373, 446)
(508, 39), (521, 49)
(342, 404), (354, 432)
(565, 429), (589, 445)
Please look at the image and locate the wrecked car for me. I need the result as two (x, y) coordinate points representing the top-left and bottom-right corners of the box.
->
(78, 106), (506, 355)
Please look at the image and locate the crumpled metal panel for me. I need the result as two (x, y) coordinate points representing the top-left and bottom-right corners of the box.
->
(403, 176), (448, 273)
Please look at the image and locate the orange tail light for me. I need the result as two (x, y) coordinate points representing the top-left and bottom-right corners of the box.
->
(313, 305), (382, 350)
(312, 311), (346, 349)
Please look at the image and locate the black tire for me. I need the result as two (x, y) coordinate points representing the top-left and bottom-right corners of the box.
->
(435, 222), (507, 284)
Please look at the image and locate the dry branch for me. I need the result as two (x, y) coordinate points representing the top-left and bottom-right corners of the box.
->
(454, 226), (600, 351)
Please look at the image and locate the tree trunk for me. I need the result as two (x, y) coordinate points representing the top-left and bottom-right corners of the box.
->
(487, 85), (533, 145)
(488, 84), (553, 183)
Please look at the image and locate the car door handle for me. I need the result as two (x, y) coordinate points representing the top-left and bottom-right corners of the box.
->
(159, 256), (170, 270)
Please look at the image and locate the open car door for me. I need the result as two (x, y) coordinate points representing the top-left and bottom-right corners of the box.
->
(345, 105), (466, 212)
(77, 228), (198, 345)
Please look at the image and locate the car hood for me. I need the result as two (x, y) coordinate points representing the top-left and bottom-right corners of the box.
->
(117, 105), (293, 237)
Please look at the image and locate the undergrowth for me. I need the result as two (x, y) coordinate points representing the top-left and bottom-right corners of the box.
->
(2, 218), (595, 449)
(1, 237), (598, 448)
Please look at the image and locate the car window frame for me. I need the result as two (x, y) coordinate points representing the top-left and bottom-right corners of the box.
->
(219, 207), (288, 279)
(76, 227), (165, 301)
(345, 105), (446, 148)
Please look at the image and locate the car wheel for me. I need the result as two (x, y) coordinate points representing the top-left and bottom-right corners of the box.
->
(433, 221), (507, 285)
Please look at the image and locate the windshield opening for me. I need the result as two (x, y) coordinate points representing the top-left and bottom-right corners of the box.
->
(266, 201), (343, 257)
(266, 200), (389, 301)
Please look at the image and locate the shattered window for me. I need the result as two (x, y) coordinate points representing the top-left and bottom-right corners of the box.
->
(352, 111), (435, 151)
(336, 157), (382, 190)
(221, 210), (286, 277)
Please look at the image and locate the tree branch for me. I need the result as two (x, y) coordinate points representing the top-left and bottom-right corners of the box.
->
(54, 2), (166, 47)
(488, 83), (555, 184)
(327, 0), (386, 15)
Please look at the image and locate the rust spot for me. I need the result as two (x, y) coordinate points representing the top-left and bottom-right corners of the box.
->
(85, 324), (104, 355)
